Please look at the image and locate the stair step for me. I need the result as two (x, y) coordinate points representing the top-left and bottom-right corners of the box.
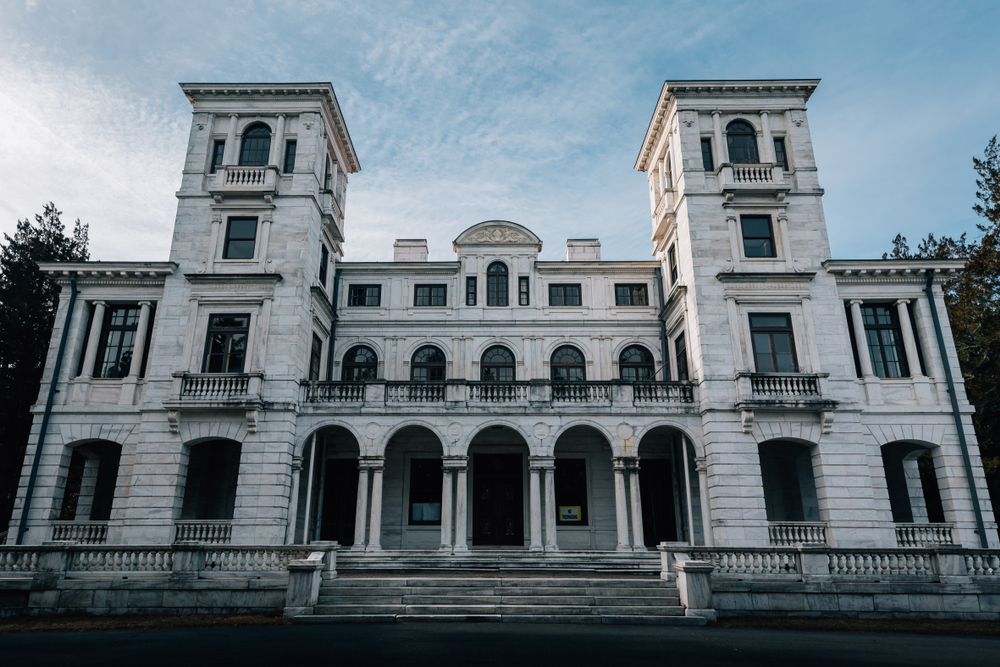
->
(295, 614), (706, 626)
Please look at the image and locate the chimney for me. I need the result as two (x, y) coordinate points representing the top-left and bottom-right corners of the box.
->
(566, 239), (601, 262)
(393, 239), (429, 262)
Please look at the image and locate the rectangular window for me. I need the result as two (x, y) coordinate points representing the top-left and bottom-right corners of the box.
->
(414, 284), (447, 307)
(700, 137), (714, 171)
(324, 157), (332, 191)
(408, 459), (443, 525)
(319, 244), (329, 288)
(210, 140), (226, 174)
(749, 313), (797, 373)
(309, 334), (323, 382)
(668, 244), (678, 285)
(466, 277), (477, 306)
(674, 331), (689, 381)
(773, 138), (788, 171)
(283, 140), (297, 174)
(741, 215), (776, 258)
(348, 285), (381, 307)
(615, 284), (648, 306)
(203, 314), (250, 373)
(94, 305), (141, 379)
(861, 304), (909, 378)
(518, 277), (530, 306)
(555, 459), (588, 526)
(549, 284), (582, 306)
(222, 217), (257, 260)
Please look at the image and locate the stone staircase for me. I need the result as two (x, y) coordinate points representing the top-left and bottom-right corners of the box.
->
(294, 576), (703, 625)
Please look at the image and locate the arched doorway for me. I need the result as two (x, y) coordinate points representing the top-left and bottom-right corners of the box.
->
(298, 426), (360, 545)
(468, 426), (529, 547)
(552, 426), (616, 550)
(58, 441), (122, 524)
(636, 427), (700, 547)
(881, 442), (945, 525)
(383, 426), (445, 549)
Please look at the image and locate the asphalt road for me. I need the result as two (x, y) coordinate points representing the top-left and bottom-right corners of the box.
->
(1, 622), (996, 666)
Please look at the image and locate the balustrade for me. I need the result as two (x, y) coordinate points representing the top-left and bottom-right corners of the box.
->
(469, 382), (530, 403)
(689, 548), (799, 575)
(768, 522), (828, 546)
(750, 373), (820, 396)
(731, 164), (774, 184)
(180, 374), (250, 400)
(895, 523), (954, 547)
(828, 551), (935, 577)
(305, 381), (366, 402)
(964, 552), (1000, 576)
(632, 381), (694, 403)
(70, 548), (173, 572)
(0, 549), (39, 573)
(51, 521), (108, 544)
(385, 382), (445, 402)
(552, 381), (611, 402)
(203, 547), (310, 572)
(225, 166), (267, 187)
(173, 520), (233, 544)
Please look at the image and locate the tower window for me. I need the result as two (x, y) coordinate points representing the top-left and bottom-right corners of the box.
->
(749, 313), (797, 373)
(726, 120), (759, 164)
(773, 138), (788, 170)
(861, 304), (909, 378)
(283, 140), (297, 174)
(615, 284), (648, 306)
(668, 244), (678, 285)
(238, 123), (271, 166)
(210, 140), (225, 174)
(549, 284), (582, 306)
(94, 305), (141, 379)
(674, 332), (689, 381)
(487, 262), (508, 307)
(203, 314), (250, 373)
(466, 277), (477, 306)
(222, 217), (257, 260)
(518, 277), (530, 306)
(700, 138), (714, 171)
(319, 244), (329, 288)
(414, 285), (447, 307)
(741, 215), (776, 258)
(309, 334), (323, 382)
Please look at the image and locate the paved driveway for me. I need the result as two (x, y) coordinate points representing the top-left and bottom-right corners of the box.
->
(1, 622), (996, 666)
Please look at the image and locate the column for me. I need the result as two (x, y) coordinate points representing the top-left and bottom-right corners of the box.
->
(528, 462), (543, 551)
(285, 456), (302, 544)
(712, 110), (724, 166)
(454, 462), (469, 551)
(849, 300), (876, 378)
(439, 466), (454, 550)
(543, 464), (558, 551)
(896, 299), (924, 377)
(80, 301), (106, 380)
(696, 458), (713, 547)
(125, 301), (152, 378)
(628, 458), (645, 551)
(681, 437), (695, 545)
(367, 461), (384, 551)
(223, 114), (239, 165)
(269, 114), (285, 166)
(759, 111), (775, 163)
(352, 464), (369, 550)
(613, 458), (631, 551)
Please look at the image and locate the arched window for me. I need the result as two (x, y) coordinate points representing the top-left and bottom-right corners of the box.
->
(342, 345), (378, 381)
(619, 345), (655, 382)
(239, 123), (272, 166)
(726, 121), (759, 164)
(757, 441), (820, 523)
(487, 262), (508, 307)
(181, 440), (242, 521)
(880, 443), (945, 524)
(481, 346), (515, 382)
(58, 441), (122, 523)
(411, 345), (446, 382)
(551, 345), (586, 382)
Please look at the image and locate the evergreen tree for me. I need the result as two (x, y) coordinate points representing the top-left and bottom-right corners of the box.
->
(0, 203), (89, 535)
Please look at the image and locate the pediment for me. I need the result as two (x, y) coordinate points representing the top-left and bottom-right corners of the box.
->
(453, 221), (542, 250)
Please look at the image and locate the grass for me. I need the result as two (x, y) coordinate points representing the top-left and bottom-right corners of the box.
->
(711, 616), (1000, 637)
(0, 613), (290, 634)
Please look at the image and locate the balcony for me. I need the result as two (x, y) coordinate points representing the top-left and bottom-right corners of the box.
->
(321, 190), (345, 242)
(173, 520), (233, 544)
(633, 381), (695, 404)
(50, 521), (108, 544)
(719, 163), (790, 198)
(736, 372), (838, 434)
(386, 381), (446, 403)
(164, 372), (264, 433)
(469, 381), (531, 403)
(768, 521), (829, 546)
(895, 523), (955, 547)
(208, 165), (279, 202)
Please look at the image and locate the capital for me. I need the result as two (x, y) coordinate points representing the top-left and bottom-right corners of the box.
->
(849, 299), (865, 306)
(895, 299), (911, 306)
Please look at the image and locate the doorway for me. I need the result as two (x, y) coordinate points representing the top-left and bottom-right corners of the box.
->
(320, 458), (358, 545)
(639, 459), (678, 547)
(472, 453), (524, 546)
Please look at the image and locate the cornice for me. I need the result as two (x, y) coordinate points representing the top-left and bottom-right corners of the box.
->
(338, 262), (461, 275)
(535, 262), (659, 275)
(717, 271), (816, 284)
(184, 273), (284, 285)
(38, 262), (177, 285)
(823, 259), (965, 282)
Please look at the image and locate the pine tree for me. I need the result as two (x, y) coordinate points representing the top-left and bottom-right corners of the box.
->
(0, 203), (89, 535)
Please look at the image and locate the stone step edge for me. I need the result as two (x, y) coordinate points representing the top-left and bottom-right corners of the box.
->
(294, 614), (706, 626)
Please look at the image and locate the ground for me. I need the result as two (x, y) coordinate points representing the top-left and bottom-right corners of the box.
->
(1, 618), (999, 667)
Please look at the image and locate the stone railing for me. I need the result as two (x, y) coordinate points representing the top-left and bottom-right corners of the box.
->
(203, 547), (311, 572)
(469, 381), (530, 403)
(70, 548), (174, 572)
(731, 163), (774, 184)
(964, 551), (1000, 576)
(174, 520), (233, 544)
(895, 523), (955, 547)
(51, 521), (108, 544)
(225, 165), (268, 187)
(688, 548), (800, 576)
(552, 381), (612, 403)
(751, 373), (820, 396)
(768, 521), (828, 546)
(385, 382), (446, 402)
(303, 381), (366, 403)
(180, 373), (252, 400)
(210, 165), (278, 197)
(633, 381), (695, 404)
(0, 548), (41, 572)
(827, 550), (936, 577)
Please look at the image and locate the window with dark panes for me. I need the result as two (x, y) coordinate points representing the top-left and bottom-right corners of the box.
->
(238, 124), (271, 166)
(518, 276), (530, 306)
(487, 262), (508, 306)
(466, 277), (477, 306)
(348, 285), (380, 307)
(674, 332), (689, 381)
(411, 346), (446, 382)
(210, 140), (225, 174)
(283, 140), (297, 173)
(319, 244), (329, 288)
(342, 345), (378, 381)
(555, 459), (588, 525)
(551, 346), (586, 382)
(309, 334), (323, 382)
(222, 217), (257, 260)
(324, 157), (332, 191)
(861, 304), (909, 378)
(414, 284), (446, 307)
(701, 137), (714, 171)
(619, 345), (655, 382)
(549, 284), (582, 306)
(408, 459), (443, 525)
(94, 305), (141, 379)
(481, 346), (515, 382)
(615, 284), (648, 306)
(668, 244), (678, 285)
(203, 314), (250, 373)
(741, 215), (776, 258)
(773, 137), (789, 170)
(749, 314), (798, 373)
(726, 120), (759, 163)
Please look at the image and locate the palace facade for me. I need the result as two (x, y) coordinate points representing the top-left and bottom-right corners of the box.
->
(6, 79), (997, 556)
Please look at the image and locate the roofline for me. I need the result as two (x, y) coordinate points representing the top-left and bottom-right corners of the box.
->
(178, 82), (360, 173)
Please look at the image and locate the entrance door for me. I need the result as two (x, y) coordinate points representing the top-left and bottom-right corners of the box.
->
(320, 458), (358, 545)
(472, 453), (524, 546)
(639, 459), (679, 547)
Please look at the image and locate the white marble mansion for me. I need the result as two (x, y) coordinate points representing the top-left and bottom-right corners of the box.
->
(6, 79), (997, 555)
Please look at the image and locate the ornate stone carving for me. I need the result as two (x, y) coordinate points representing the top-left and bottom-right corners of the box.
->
(741, 409), (755, 434)
(468, 227), (529, 244)
(166, 411), (180, 433)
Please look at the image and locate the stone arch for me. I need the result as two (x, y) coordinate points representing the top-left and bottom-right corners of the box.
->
(541, 337), (592, 363)
(756, 438), (821, 523)
(551, 420), (617, 456)
(377, 420), (447, 458)
(611, 338), (661, 368)
(55, 439), (123, 524)
(180, 438), (243, 522)
(57, 423), (137, 447)
(296, 424), (363, 545)
(866, 423), (950, 448)
(296, 420), (365, 458)
(236, 117), (275, 135)
(463, 420), (534, 455)
(751, 419), (825, 446)
(472, 337), (524, 365)
(632, 420), (704, 459)
(177, 419), (248, 447)
(338, 337), (385, 372)
(879, 440), (946, 526)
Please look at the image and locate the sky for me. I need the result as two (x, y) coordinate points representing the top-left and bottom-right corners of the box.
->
(0, 0), (997, 263)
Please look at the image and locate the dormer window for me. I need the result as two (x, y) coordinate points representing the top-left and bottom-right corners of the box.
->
(239, 123), (271, 166)
(726, 121), (759, 164)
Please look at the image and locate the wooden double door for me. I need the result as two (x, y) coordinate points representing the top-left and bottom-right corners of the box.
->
(472, 453), (524, 546)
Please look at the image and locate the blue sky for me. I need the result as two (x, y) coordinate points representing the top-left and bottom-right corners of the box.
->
(1, 1), (997, 262)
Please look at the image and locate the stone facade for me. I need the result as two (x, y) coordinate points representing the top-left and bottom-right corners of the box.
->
(5, 79), (997, 559)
